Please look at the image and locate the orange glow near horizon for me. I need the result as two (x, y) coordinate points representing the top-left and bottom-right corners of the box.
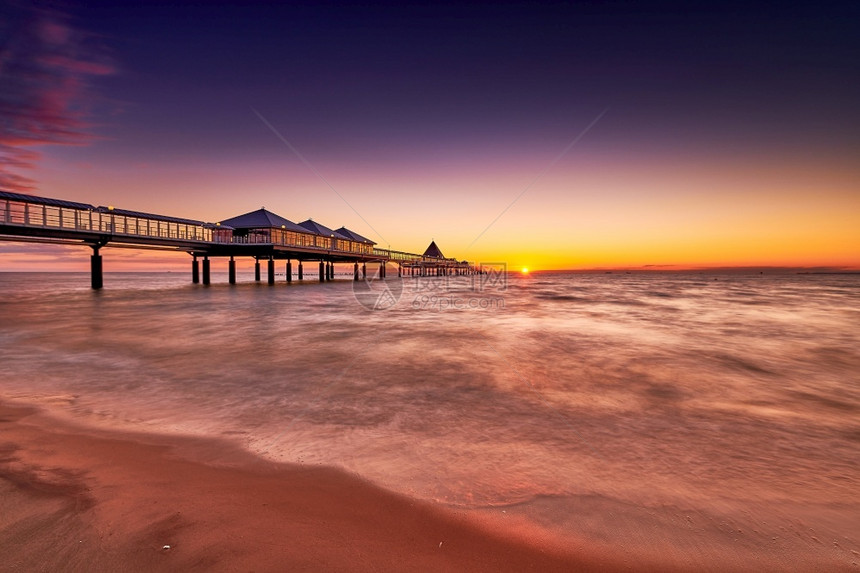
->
(1, 144), (858, 273)
(1, 240), (857, 274)
(1, 2), (858, 275)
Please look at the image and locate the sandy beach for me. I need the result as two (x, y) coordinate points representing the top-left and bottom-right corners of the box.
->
(0, 400), (624, 572)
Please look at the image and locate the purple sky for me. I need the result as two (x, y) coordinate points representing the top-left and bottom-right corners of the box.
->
(1, 1), (858, 269)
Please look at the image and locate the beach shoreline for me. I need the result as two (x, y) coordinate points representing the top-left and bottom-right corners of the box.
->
(0, 399), (621, 572)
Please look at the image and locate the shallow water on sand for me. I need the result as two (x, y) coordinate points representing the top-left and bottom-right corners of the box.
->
(1, 270), (858, 569)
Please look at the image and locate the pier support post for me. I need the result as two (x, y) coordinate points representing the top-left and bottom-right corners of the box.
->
(267, 257), (275, 285)
(362, 263), (366, 280)
(192, 256), (199, 284)
(354, 262), (359, 281)
(255, 259), (261, 282)
(90, 246), (103, 290)
(379, 262), (385, 279)
(202, 257), (210, 285)
(286, 260), (292, 283)
(327, 262), (333, 281)
(298, 261), (303, 280)
(319, 261), (325, 282)
(228, 257), (236, 285)
(398, 264), (401, 278)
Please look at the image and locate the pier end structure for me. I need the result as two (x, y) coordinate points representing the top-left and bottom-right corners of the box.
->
(397, 240), (474, 278)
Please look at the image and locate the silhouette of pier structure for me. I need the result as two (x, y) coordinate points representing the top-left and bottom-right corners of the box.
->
(0, 191), (475, 289)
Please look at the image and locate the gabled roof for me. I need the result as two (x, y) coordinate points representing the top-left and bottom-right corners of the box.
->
(218, 209), (308, 233)
(98, 206), (206, 226)
(423, 240), (445, 259)
(334, 226), (375, 245)
(297, 219), (349, 239)
(0, 190), (93, 210)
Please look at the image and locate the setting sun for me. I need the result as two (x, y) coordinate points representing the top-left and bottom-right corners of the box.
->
(521, 267), (529, 274)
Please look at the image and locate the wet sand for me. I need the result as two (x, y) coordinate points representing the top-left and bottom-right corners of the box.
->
(0, 401), (620, 572)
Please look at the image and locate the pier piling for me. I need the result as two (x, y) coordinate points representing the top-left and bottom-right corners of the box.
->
(228, 256), (236, 284)
(254, 259), (261, 282)
(267, 257), (275, 285)
(202, 256), (210, 285)
(298, 261), (303, 280)
(286, 260), (292, 283)
(90, 246), (103, 290)
(192, 256), (199, 284)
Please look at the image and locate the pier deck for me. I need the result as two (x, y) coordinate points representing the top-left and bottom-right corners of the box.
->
(1, 191), (475, 288)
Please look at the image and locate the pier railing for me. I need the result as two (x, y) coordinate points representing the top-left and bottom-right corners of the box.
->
(373, 247), (467, 267)
(213, 229), (375, 255)
(2, 193), (213, 243)
(374, 248), (420, 262)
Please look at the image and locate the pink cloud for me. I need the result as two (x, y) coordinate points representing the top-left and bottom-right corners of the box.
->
(0, 4), (115, 192)
(38, 54), (114, 76)
(38, 20), (72, 45)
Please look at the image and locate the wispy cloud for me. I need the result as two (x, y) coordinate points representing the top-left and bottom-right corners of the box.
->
(0, 3), (114, 191)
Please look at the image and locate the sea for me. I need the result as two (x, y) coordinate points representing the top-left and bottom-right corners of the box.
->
(1, 270), (858, 570)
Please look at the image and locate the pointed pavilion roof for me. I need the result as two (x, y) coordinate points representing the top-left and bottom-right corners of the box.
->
(422, 240), (445, 259)
(218, 208), (308, 233)
(334, 226), (375, 245)
(298, 219), (349, 239)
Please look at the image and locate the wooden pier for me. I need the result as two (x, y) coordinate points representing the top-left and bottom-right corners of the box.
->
(0, 191), (476, 288)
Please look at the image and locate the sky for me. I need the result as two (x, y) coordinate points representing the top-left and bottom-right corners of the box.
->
(1, 0), (858, 271)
